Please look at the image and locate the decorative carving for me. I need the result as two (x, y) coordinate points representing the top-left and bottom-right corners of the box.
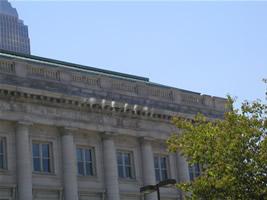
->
(181, 94), (202, 105)
(27, 65), (60, 81)
(144, 86), (172, 100)
(0, 57), (227, 113)
(111, 79), (136, 93)
(72, 73), (100, 87)
(0, 61), (15, 74)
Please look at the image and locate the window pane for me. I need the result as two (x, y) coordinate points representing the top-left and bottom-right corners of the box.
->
(85, 149), (92, 162)
(33, 158), (41, 171)
(155, 169), (160, 181)
(0, 139), (3, 154)
(76, 148), (83, 161)
(125, 166), (132, 178)
(42, 144), (49, 158)
(189, 165), (194, 181)
(162, 169), (168, 180)
(32, 144), (40, 157)
(43, 159), (50, 172)
(160, 157), (167, 169)
(154, 157), (159, 168)
(195, 164), (200, 177)
(0, 155), (4, 169)
(124, 153), (130, 165)
(86, 163), (93, 176)
(118, 165), (124, 178)
(77, 162), (84, 175)
(117, 152), (123, 165)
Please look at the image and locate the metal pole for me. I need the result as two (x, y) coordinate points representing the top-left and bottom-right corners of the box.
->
(156, 184), (160, 200)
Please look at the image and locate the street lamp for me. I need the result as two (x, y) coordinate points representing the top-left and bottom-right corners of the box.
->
(140, 179), (177, 200)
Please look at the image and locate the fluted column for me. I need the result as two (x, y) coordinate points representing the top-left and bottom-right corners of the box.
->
(16, 121), (32, 200)
(177, 151), (190, 199)
(102, 133), (120, 200)
(140, 138), (157, 200)
(61, 128), (79, 200)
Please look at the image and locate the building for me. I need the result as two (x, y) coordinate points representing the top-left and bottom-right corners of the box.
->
(0, 0), (30, 54)
(0, 49), (227, 200)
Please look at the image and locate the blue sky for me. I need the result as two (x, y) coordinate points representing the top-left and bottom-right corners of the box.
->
(11, 1), (267, 107)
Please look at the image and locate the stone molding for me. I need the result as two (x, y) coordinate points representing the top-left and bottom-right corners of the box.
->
(0, 83), (224, 123)
(0, 54), (227, 116)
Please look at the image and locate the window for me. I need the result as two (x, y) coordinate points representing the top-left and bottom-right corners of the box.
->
(32, 142), (52, 173)
(76, 147), (95, 176)
(189, 163), (201, 181)
(0, 137), (7, 169)
(154, 155), (168, 182)
(117, 151), (134, 179)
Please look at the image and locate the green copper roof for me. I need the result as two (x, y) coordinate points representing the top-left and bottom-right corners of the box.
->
(0, 49), (149, 82)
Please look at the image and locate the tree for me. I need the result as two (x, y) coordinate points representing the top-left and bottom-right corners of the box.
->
(167, 96), (267, 200)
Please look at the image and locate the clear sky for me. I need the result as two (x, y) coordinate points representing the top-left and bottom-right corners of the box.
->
(10, 0), (267, 107)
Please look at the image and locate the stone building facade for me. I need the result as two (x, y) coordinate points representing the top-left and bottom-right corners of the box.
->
(0, 49), (227, 200)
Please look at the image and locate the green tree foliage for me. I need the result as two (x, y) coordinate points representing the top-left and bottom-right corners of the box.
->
(167, 96), (267, 200)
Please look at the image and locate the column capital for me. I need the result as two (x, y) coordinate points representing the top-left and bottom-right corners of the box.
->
(16, 121), (33, 127)
(101, 131), (118, 140)
(139, 136), (155, 144)
(59, 126), (78, 136)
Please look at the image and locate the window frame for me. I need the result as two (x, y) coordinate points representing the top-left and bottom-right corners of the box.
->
(116, 150), (135, 179)
(154, 154), (169, 182)
(76, 146), (96, 177)
(32, 141), (53, 174)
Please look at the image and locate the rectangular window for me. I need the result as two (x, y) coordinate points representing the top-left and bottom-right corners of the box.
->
(76, 147), (95, 176)
(189, 163), (201, 181)
(0, 137), (7, 169)
(117, 151), (134, 179)
(32, 142), (52, 173)
(154, 155), (168, 182)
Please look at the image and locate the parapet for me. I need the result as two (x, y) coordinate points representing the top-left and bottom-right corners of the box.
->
(0, 50), (228, 120)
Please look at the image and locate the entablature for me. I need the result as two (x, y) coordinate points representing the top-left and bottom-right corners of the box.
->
(0, 51), (227, 120)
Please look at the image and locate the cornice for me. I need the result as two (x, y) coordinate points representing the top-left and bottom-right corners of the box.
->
(0, 56), (227, 121)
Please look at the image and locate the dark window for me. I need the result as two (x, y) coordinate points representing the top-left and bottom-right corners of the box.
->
(76, 147), (95, 176)
(32, 143), (52, 173)
(154, 155), (168, 182)
(0, 138), (7, 169)
(189, 163), (201, 181)
(117, 151), (134, 179)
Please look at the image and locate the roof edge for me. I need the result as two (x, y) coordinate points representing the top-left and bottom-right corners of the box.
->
(0, 49), (150, 82)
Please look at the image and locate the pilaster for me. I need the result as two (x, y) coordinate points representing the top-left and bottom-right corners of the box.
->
(15, 121), (33, 200)
(177, 151), (190, 200)
(102, 132), (120, 200)
(140, 137), (157, 200)
(60, 127), (79, 200)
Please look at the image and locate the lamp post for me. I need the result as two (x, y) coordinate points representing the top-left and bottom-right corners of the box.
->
(140, 179), (177, 200)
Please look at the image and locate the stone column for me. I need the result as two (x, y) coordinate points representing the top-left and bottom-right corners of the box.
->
(61, 128), (79, 200)
(15, 121), (32, 200)
(177, 152), (190, 183)
(177, 151), (190, 200)
(140, 138), (157, 200)
(102, 133), (120, 200)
